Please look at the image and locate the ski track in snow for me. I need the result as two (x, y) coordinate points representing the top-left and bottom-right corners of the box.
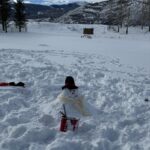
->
(0, 49), (150, 150)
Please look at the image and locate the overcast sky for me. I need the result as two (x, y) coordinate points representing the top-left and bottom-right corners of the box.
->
(15, 0), (104, 5)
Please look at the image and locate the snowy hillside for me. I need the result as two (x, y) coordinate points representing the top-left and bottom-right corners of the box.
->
(56, 0), (143, 25)
(0, 22), (150, 150)
(55, 2), (107, 23)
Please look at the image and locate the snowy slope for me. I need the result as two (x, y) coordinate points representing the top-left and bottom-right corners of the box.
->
(55, 0), (144, 25)
(0, 22), (150, 150)
(55, 2), (106, 24)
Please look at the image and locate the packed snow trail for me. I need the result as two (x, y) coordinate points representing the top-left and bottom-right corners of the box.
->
(0, 49), (150, 150)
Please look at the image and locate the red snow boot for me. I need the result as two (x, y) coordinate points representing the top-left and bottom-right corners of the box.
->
(60, 117), (68, 132)
(70, 118), (79, 131)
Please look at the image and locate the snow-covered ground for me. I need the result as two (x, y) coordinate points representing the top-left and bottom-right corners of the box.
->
(0, 22), (150, 150)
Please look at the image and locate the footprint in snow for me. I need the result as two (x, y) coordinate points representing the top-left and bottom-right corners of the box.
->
(38, 114), (55, 127)
(10, 126), (27, 138)
(101, 127), (120, 142)
(39, 44), (49, 47)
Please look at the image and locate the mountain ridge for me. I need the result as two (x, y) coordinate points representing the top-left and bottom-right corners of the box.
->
(55, 0), (144, 25)
(10, 1), (146, 26)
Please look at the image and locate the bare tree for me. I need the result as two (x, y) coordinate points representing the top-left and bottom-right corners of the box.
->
(107, 0), (114, 29)
(113, 0), (130, 33)
(140, 0), (150, 31)
(125, 7), (130, 34)
(141, 0), (147, 29)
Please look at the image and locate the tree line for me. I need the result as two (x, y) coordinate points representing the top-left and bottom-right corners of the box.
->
(0, 0), (26, 32)
(107, 0), (150, 33)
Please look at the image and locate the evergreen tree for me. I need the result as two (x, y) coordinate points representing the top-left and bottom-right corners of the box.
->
(147, 0), (150, 31)
(0, 1), (2, 27)
(1, 0), (11, 32)
(0, 0), (2, 30)
(14, 0), (26, 32)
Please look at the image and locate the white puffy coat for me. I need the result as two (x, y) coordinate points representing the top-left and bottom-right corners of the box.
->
(57, 88), (91, 118)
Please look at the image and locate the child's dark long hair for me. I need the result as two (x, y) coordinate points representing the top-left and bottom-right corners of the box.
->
(62, 76), (78, 90)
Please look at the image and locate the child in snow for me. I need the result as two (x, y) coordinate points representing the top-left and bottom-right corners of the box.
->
(57, 76), (91, 131)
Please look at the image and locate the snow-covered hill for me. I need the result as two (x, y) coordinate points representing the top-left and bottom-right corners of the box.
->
(0, 22), (150, 150)
(56, 0), (143, 25)
(55, 1), (107, 23)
